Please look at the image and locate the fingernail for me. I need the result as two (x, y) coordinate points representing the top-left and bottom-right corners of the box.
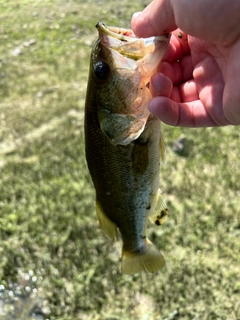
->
(151, 73), (162, 93)
(148, 99), (158, 116)
(132, 11), (141, 20)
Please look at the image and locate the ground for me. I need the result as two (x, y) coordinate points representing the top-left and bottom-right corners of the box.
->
(0, 1), (239, 319)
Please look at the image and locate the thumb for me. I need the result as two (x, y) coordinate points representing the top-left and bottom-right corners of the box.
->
(223, 42), (240, 125)
(131, 0), (177, 37)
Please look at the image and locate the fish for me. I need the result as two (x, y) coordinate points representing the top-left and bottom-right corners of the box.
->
(84, 22), (170, 274)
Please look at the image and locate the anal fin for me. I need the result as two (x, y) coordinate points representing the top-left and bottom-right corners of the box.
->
(121, 238), (165, 274)
(96, 201), (118, 241)
(149, 189), (168, 226)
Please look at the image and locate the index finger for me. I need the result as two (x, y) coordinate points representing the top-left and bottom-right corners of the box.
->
(148, 97), (218, 127)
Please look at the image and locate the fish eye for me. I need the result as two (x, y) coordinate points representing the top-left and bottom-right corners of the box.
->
(94, 61), (110, 81)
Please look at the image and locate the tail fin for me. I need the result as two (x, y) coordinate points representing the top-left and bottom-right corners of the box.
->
(121, 238), (165, 274)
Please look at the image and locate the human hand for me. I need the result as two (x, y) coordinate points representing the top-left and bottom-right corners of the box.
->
(131, 0), (240, 127)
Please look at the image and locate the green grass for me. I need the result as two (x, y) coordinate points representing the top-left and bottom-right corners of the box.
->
(0, 1), (240, 319)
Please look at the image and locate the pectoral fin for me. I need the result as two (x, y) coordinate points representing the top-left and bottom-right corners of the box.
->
(96, 201), (118, 241)
(98, 109), (145, 145)
(149, 190), (168, 226)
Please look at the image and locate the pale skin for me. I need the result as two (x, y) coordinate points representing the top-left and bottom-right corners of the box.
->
(131, 0), (240, 127)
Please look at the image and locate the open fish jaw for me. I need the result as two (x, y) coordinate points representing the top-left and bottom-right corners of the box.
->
(94, 22), (170, 145)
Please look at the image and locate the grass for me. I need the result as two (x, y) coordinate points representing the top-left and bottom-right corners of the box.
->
(0, 0), (240, 319)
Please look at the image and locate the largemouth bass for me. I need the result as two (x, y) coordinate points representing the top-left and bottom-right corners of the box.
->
(84, 22), (170, 274)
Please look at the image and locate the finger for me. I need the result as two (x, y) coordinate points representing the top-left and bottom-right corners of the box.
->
(171, 0), (240, 44)
(131, 0), (177, 37)
(171, 87), (181, 102)
(148, 97), (219, 127)
(180, 80), (199, 102)
(171, 29), (189, 56)
(157, 62), (182, 84)
(191, 41), (228, 126)
(132, 0), (240, 45)
(171, 82), (198, 103)
(150, 70), (182, 102)
(150, 69), (197, 103)
(157, 57), (192, 85)
(162, 31), (190, 62)
(150, 73), (172, 98)
(179, 55), (193, 82)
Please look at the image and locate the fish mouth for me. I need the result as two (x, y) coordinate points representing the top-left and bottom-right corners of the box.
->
(95, 22), (170, 61)
(94, 22), (171, 145)
(96, 22), (136, 41)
